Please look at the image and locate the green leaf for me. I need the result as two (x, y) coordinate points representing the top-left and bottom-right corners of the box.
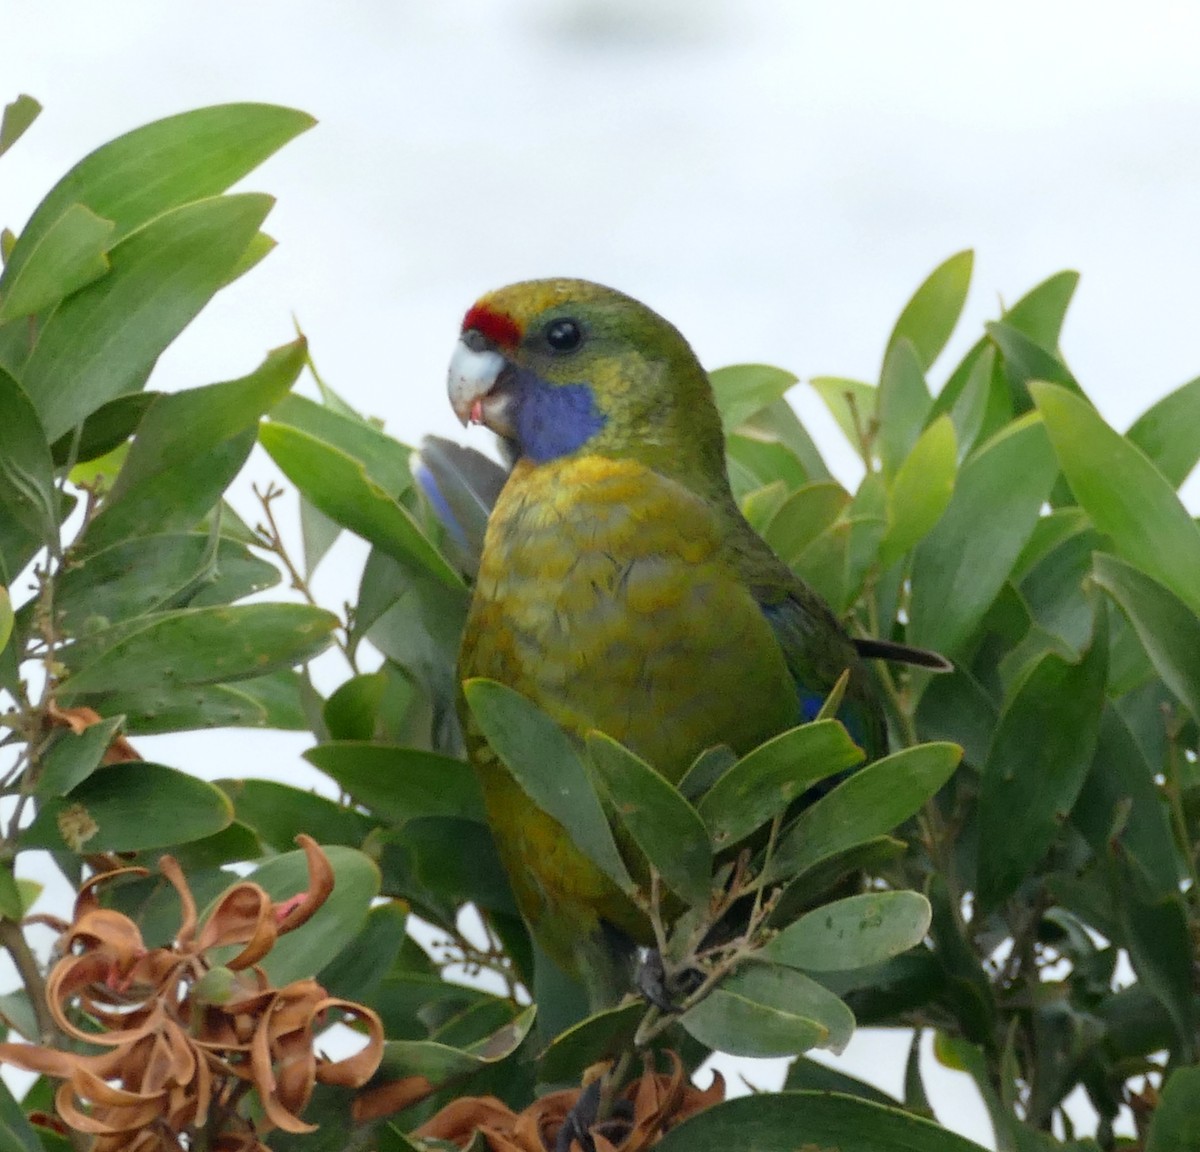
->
(944, 345), (994, 461)
(1073, 706), (1179, 896)
(762, 482), (849, 565)
(318, 902), (408, 1003)
(55, 533), (279, 633)
(0, 94), (41, 160)
(0, 1067), (42, 1152)
(1032, 381), (1200, 617)
(374, 817), (515, 920)
(880, 414), (956, 568)
(304, 743), (486, 825)
(0, 585), (10, 653)
(57, 603), (338, 698)
(585, 732), (712, 905)
(709, 364), (797, 431)
(463, 679), (633, 894)
(20, 194), (275, 441)
(36, 715), (126, 797)
(659, 1091), (989, 1152)
(221, 845), (379, 986)
(5, 103), (311, 275)
(323, 672), (387, 741)
(909, 414), (1057, 658)
(737, 397), (832, 482)
(695, 720), (864, 849)
(887, 250), (973, 371)
(987, 321), (1079, 397)
(1127, 375), (1200, 489)
(784, 1056), (899, 1107)
(0, 204), (114, 322)
(270, 393), (413, 496)
(1092, 553), (1200, 724)
(762, 890), (932, 972)
(217, 778), (377, 853)
(50, 391), (155, 466)
(23, 762), (232, 851)
(767, 743), (962, 883)
(374, 1005), (534, 1084)
(537, 1001), (643, 1084)
(260, 422), (462, 590)
(1147, 1065), (1200, 1152)
(976, 626), (1108, 911)
(809, 377), (876, 453)
(0, 367), (58, 541)
(1004, 270), (1079, 351)
(878, 338), (932, 477)
(681, 963), (854, 1057)
(84, 339), (306, 548)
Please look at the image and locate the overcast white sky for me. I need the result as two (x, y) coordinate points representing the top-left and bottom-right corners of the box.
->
(6, 1), (1200, 1144)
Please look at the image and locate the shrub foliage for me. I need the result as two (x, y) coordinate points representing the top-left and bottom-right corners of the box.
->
(0, 99), (1198, 1151)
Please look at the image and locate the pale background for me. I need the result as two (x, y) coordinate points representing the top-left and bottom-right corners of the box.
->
(6, 1), (1200, 1145)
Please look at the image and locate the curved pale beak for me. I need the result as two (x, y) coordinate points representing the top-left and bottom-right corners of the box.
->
(448, 336), (507, 427)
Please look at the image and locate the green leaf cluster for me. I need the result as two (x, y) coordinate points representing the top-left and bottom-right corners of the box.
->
(1, 101), (1197, 1152)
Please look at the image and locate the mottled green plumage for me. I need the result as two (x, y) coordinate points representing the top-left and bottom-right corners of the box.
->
(452, 279), (883, 1006)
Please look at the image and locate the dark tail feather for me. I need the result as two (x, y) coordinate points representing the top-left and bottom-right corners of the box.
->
(855, 637), (954, 672)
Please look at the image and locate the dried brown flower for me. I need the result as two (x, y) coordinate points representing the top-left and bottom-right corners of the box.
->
(415, 1053), (724, 1152)
(0, 835), (383, 1151)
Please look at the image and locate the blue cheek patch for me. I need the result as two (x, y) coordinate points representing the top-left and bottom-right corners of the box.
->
(512, 369), (607, 462)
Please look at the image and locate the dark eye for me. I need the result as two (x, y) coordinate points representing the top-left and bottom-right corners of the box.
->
(545, 317), (582, 352)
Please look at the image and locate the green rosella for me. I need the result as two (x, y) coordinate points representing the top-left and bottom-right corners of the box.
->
(447, 278), (936, 1008)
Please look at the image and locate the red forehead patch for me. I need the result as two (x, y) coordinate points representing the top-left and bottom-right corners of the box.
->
(462, 304), (522, 349)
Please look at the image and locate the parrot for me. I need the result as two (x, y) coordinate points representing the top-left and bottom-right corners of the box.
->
(446, 278), (944, 1010)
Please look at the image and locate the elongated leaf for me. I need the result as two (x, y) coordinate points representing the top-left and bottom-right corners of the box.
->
(50, 390), (155, 466)
(681, 963), (854, 1057)
(738, 397), (832, 482)
(1127, 375), (1200, 489)
(463, 679), (633, 894)
(261, 422), (462, 590)
(304, 742), (485, 825)
(84, 339), (305, 548)
(1032, 381), (1200, 617)
(36, 715), (126, 797)
(762, 482), (849, 565)
(809, 377), (876, 453)
(0, 1069), (42, 1152)
(0, 366), (57, 540)
(23, 762), (233, 851)
(909, 414), (1057, 658)
(57, 603), (337, 698)
(1147, 1065), (1200, 1152)
(784, 1056), (899, 1107)
(5, 103), (312, 274)
(1004, 270), (1079, 351)
(878, 338), (932, 476)
(987, 321), (1079, 395)
(537, 1001), (643, 1084)
(218, 778), (377, 853)
(709, 364), (797, 431)
(762, 890), (931, 972)
(887, 250), (973, 372)
(945, 344), (994, 461)
(375, 1005), (534, 1084)
(0, 204), (114, 322)
(976, 626), (1108, 911)
(0, 585), (10, 653)
(767, 743), (962, 883)
(586, 732), (711, 905)
(21, 194), (274, 441)
(0, 94), (41, 160)
(55, 533), (278, 632)
(695, 720), (863, 848)
(1092, 553), (1200, 723)
(270, 393), (413, 496)
(657, 1091), (989, 1152)
(880, 415), (956, 568)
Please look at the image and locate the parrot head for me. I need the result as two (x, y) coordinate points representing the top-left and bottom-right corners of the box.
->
(447, 279), (727, 484)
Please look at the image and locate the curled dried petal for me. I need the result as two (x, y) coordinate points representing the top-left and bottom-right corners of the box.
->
(195, 882), (276, 970)
(273, 835), (334, 934)
(351, 1076), (436, 1123)
(157, 856), (198, 948)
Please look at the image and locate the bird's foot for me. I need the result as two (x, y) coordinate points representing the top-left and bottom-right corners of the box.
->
(634, 947), (703, 1013)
